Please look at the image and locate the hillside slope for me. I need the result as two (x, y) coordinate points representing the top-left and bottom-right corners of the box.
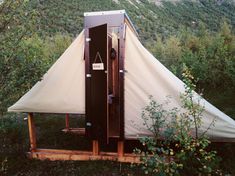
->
(29, 0), (235, 43)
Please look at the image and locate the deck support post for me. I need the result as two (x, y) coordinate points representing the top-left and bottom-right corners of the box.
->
(65, 114), (69, 129)
(92, 140), (100, 155)
(28, 113), (36, 152)
(117, 141), (124, 158)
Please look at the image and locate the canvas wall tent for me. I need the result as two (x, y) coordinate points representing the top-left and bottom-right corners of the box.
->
(8, 10), (235, 162)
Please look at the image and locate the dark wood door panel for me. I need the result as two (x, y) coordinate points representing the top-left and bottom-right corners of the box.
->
(88, 24), (108, 142)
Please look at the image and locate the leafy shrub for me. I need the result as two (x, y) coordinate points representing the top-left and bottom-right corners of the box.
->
(134, 66), (222, 175)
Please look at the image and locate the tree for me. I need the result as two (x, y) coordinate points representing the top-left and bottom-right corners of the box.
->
(0, 1), (72, 115)
(0, 0), (38, 115)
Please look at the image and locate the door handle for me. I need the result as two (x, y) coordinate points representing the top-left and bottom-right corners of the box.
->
(108, 94), (115, 104)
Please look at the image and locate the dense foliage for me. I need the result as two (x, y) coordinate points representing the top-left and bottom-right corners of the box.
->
(0, 0), (72, 115)
(149, 21), (235, 88)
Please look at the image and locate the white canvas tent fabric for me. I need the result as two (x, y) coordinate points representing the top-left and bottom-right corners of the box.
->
(124, 26), (235, 141)
(8, 25), (235, 141)
(8, 31), (85, 114)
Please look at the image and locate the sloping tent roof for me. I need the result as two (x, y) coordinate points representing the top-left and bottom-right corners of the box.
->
(8, 19), (235, 141)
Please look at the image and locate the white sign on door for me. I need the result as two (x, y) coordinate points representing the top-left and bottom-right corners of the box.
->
(92, 52), (104, 70)
(92, 63), (104, 70)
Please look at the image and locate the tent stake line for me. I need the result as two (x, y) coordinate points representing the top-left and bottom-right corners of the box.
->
(27, 148), (140, 163)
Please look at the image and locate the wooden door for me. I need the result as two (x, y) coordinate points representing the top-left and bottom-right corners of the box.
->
(85, 24), (108, 142)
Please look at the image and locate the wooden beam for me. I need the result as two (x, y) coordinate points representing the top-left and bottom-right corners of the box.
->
(92, 140), (100, 155)
(65, 114), (69, 129)
(27, 148), (140, 163)
(117, 141), (124, 157)
(28, 113), (36, 152)
(62, 128), (85, 135)
(119, 24), (125, 140)
(35, 148), (92, 155)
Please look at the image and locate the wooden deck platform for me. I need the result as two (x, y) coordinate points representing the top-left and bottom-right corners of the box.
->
(26, 113), (141, 163)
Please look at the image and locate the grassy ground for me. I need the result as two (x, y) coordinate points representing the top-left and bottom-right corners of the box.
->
(3, 158), (140, 176)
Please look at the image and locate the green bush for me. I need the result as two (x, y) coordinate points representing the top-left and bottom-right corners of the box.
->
(134, 66), (222, 175)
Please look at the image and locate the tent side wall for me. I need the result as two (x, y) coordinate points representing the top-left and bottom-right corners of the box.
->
(124, 26), (235, 141)
(8, 31), (85, 114)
